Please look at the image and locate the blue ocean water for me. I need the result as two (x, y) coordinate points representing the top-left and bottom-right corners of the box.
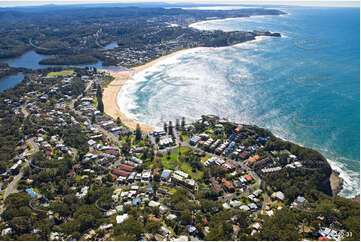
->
(117, 6), (360, 197)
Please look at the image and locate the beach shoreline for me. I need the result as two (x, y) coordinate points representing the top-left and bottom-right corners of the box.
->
(101, 41), (353, 198)
(101, 48), (195, 132)
(101, 35), (276, 133)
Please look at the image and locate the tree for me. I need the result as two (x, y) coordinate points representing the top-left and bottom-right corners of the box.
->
(256, 208), (300, 241)
(163, 122), (167, 133)
(113, 216), (144, 240)
(145, 221), (161, 234)
(168, 121), (173, 136)
(116, 117), (121, 126)
(175, 119), (180, 130)
(181, 117), (185, 129)
(97, 98), (104, 113)
(135, 124), (142, 141)
(96, 84), (104, 113)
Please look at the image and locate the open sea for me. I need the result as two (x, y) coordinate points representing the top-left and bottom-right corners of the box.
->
(117, 6), (360, 198)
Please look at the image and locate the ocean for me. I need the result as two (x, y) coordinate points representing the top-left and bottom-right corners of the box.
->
(117, 6), (360, 198)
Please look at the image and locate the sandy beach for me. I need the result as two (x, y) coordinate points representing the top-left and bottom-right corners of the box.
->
(101, 49), (190, 132)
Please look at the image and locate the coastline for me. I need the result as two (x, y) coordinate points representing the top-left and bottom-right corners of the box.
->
(101, 34), (271, 132)
(101, 48), (195, 132)
(101, 35), (355, 199)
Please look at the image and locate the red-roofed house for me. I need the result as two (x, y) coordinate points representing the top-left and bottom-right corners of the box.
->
(239, 151), (251, 160)
(112, 169), (130, 177)
(67, 170), (74, 177)
(248, 155), (260, 163)
(104, 149), (119, 156)
(222, 178), (235, 192)
(202, 218), (208, 225)
(150, 217), (161, 222)
(318, 236), (328, 241)
(119, 164), (135, 172)
(235, 125), (243, 133)
(244, 175), (253, 182)
(153, 168), (160, 176)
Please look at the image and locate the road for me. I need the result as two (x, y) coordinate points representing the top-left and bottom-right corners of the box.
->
(69, 83), (123, 147)
(0, 138), (39, 215)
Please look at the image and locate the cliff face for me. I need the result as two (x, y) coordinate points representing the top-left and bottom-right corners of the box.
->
(330, 171), (344, 196)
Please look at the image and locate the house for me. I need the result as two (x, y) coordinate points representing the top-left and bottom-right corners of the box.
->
(88, 139), (96, 146)
(222, 178), (235, 192)
(159, 205), (169, 214)
(291, 196), (307, 208)
(253, 189), (263, 197)
(239, 151), (251, 160)
(100, 224), (113, 230)
(222, 161), (236, 172)
(104, 149), (119, 156)
(184, 179), (196, 189)
(248, 203), (258, 211)
(186, 225), (198, 235)
(145, 185), (154, 195)
(167, 214), (177, 220)
(2, 228), (12, 236)
(318, 227), (341, 240)
(161, 170), (172, 180)
(76, 186), (89, 198)
(244, 175), (253, 183)
(174, 170), (189, 179)
(210, 177), (223, 193)
(239, 205), (250, 211)
(153, 168), (160, 176)
(223, 203), (231, 209)
(235, 125), (243, 133)
(142, 170), (151, 181)
(189, 136), (201, 146)
(116, 205), (123, 213)
(271, 191), (285, 201)
(254, 157), (271, 167)
(104, 210), (117, 217)
(112, 169), (130, 177)
(67, 170), (74, 178)
(161, 226), (172, 237)
(119, 164), (135, 172)
(230, 200), (242, 208)
(148, 201), (160, 207)
(252, 223), (261, 230)
(150, 217), (161, 222)
(247, 155), (260, 165)
(132, 198), (140, 206)
(116, 214), (129, 224)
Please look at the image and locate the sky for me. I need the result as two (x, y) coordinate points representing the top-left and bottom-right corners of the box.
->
(0, 0), (359, 8)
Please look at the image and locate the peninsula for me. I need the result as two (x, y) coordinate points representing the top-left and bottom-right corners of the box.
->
(0, 3), (358, 242)
(0, 66), (358, 241)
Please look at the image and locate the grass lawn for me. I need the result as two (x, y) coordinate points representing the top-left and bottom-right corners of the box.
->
(160, 185), (177, 194)
(161, 146), (204, 180)
(101, 75), (115, 88)
(47, 70), (74, 78)
(200, 153), (212, 163)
